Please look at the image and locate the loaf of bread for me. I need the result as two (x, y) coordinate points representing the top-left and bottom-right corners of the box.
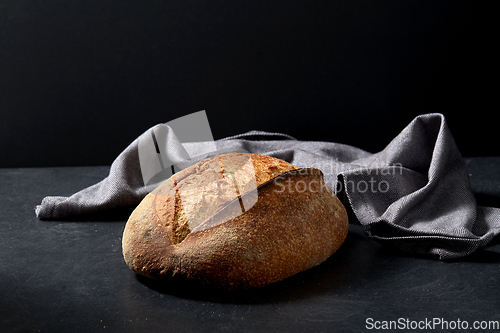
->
(122, 153), (348, 289)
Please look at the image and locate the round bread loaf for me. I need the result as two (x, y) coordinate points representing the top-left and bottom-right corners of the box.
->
(122, 153), (348, 289)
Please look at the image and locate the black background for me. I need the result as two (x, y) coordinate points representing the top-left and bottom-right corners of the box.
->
(1, 0), (497, 168)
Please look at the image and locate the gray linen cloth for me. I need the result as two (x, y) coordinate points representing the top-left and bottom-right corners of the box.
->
(35, 113), (500, 259)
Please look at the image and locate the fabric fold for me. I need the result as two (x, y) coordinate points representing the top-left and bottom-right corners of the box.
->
(35, 113), (500, 259)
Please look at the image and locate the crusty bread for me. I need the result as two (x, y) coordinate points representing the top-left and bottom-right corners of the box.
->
(122, 153), (348, 290)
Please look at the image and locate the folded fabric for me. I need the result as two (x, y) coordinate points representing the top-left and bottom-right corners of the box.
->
(35, 113), (500, 259)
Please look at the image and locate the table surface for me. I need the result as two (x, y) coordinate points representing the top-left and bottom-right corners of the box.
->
(1, 157), (500, 333)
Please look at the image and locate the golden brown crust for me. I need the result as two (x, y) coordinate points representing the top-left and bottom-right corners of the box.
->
(122, 153), (348, 289)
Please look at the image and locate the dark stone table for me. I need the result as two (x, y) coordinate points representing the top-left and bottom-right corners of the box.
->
(1, 158), (499, 332)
